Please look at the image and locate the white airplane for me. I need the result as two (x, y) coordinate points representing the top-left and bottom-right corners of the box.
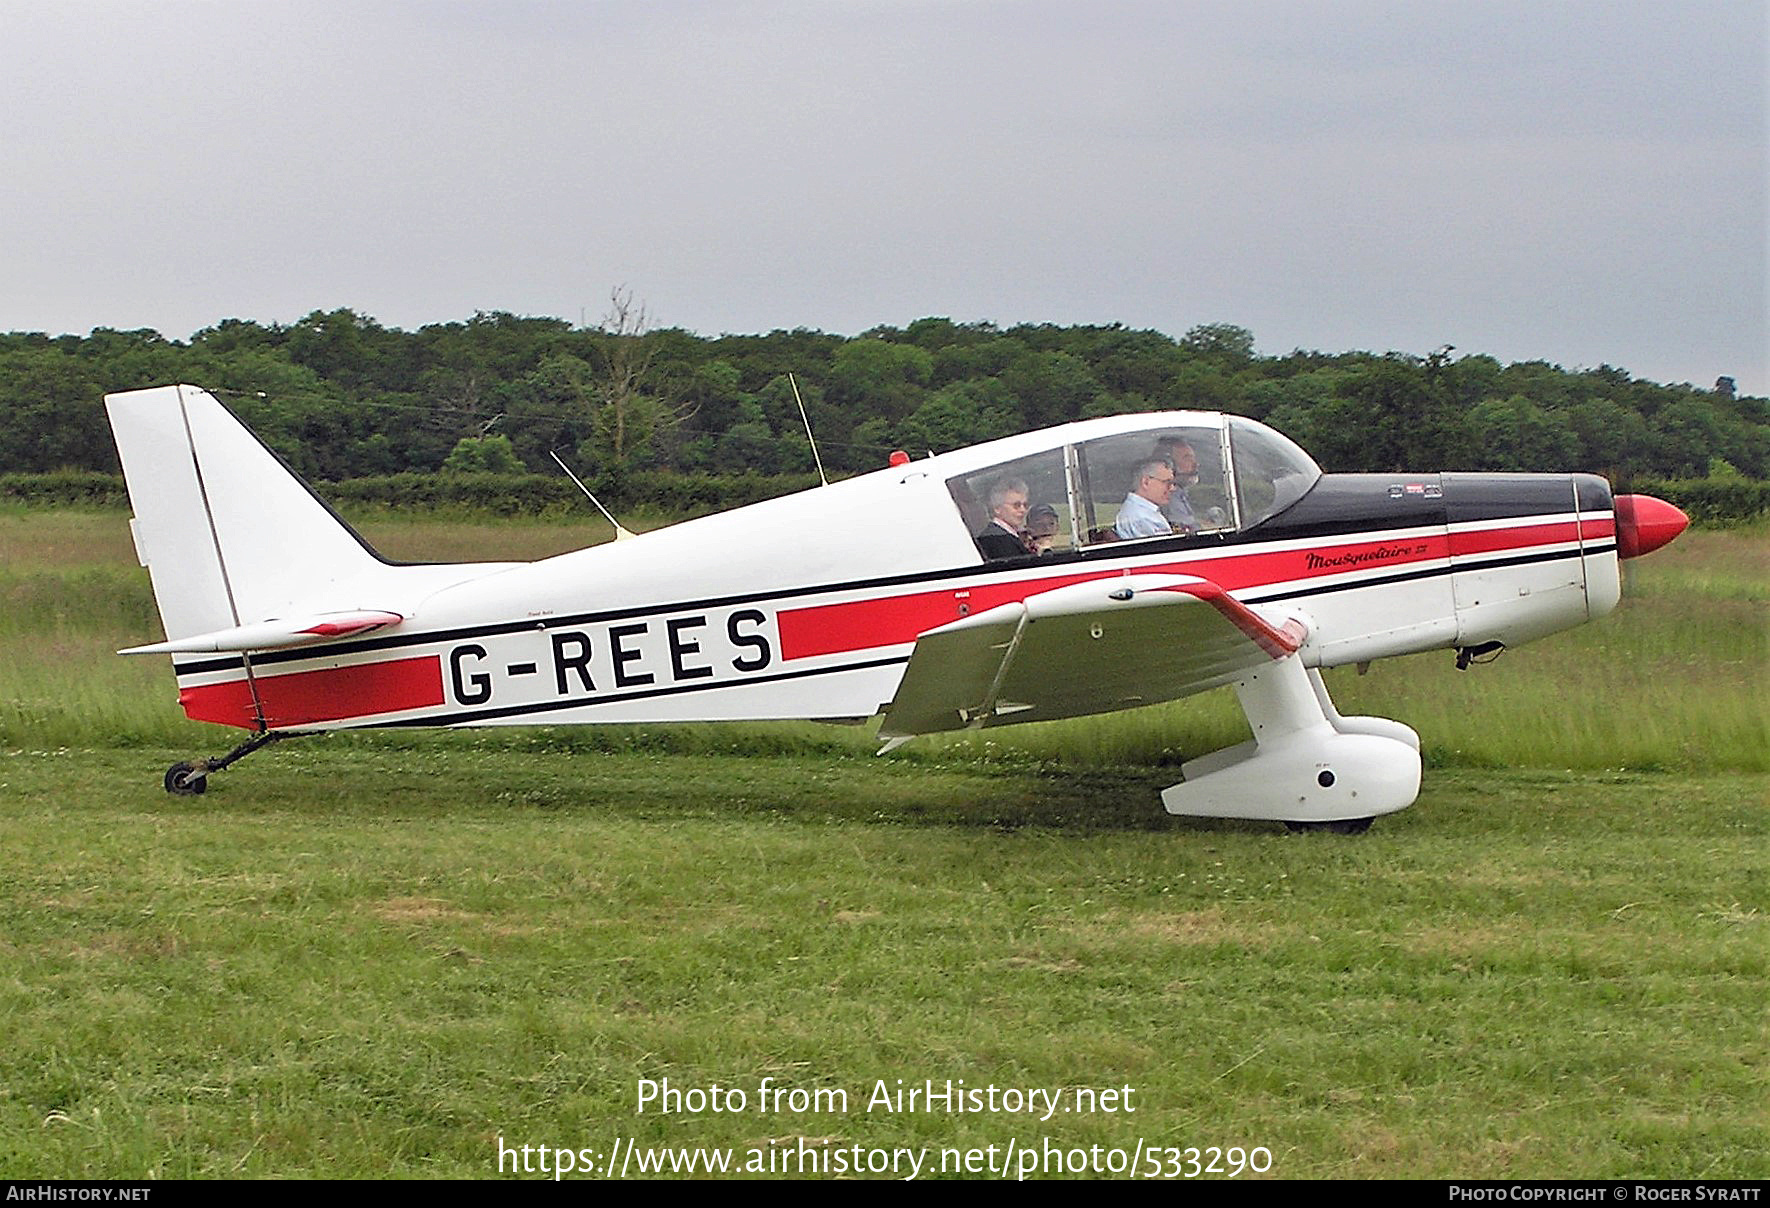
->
(105, 384), (1688, 831)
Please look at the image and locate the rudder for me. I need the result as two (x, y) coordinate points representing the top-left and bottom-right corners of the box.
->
(105, 384), (383, 644)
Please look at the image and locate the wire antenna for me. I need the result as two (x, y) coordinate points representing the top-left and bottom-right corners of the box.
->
(548, 450), (636, 541)
(790, 373), (829, 487)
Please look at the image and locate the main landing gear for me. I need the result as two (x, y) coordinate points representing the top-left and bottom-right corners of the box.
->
(163, 730), (305, 795)
(1160, 659), (1420, 834)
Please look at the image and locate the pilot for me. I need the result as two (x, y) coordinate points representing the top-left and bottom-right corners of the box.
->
(975, 476), (1033, 559)
(1114, 460), (1178, 540)
(1151, 435), (1201, 532)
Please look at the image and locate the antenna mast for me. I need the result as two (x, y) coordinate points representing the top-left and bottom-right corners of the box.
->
(548, 450), (637, 541)
(790, 373), (829, 487)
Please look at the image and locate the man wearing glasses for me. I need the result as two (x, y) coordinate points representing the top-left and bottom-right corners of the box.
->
(1114, 460), (1179, 540)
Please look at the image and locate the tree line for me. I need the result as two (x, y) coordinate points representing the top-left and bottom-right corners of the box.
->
(1, 306), (1764, 483)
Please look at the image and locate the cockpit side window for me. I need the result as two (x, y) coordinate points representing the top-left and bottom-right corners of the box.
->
(1074, 425), (1229, 545)
(1228, 416), (1321, 529)
(946, 449), (1072, 561)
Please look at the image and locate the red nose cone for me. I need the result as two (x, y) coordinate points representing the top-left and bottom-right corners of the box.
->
(1614, 494), (1688, 560)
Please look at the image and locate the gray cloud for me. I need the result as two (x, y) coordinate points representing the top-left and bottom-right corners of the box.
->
(1, 0), (1762, 392)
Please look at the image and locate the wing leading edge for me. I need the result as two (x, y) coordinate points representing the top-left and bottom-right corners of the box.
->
(880, 574), (1307, 737)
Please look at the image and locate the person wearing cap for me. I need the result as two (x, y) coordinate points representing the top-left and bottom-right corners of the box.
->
(1025, 503), (1060, 554)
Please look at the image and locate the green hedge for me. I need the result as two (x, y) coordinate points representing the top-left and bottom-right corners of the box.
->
(2, 469), (824, 516)
(1630, 477), (1770, 525)
(320, 470), (824, 515)
(0, 470), (129, 506)
(8, 469), (1764, 524)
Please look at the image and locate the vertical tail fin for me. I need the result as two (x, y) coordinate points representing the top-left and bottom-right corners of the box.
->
(105, 384), (383, 643)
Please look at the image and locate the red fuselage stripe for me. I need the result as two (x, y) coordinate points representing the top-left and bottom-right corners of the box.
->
(176, 518), (1599, 729)
(1445, 519), (1582, 558)
(776, 531), (1449, 660)
(181, 655), (445, 728)
(775, 520), (1589, 661)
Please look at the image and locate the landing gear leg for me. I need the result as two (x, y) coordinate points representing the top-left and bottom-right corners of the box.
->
(163, 730), (304, 795)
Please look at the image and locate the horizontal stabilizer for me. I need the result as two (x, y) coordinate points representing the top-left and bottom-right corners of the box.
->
(119, 610), (404, 655)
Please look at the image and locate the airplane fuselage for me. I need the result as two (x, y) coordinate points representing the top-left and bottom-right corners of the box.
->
(109, 391), (1687, 823)
(164, 421), (1622, 735)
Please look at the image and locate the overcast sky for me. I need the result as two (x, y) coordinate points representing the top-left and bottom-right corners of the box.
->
(3, 1), (1765, 393)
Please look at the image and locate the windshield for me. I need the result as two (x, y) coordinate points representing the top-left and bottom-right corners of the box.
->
(1228, 416), (1320, 528)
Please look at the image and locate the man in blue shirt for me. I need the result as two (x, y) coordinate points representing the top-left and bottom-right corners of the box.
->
(1115, 461), (1178, 539)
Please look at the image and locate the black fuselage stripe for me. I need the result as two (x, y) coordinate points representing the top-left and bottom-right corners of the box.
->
(171, 517), (1446, 673)
(173, 539), (1611, 679)
(371, 654), (912, 728)
(232, 543), (1609, 729)
(177, 536), (1261, 672)
(1243, 543), (1611, 604)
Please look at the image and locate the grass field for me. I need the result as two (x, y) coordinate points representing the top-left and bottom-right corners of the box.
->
(0, 506), (1764, 1180)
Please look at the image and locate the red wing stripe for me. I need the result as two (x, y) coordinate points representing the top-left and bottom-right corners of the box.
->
(181, 656), (445, 729)
(296, 611), (404, 638)
(1149, 580), (1305, 658)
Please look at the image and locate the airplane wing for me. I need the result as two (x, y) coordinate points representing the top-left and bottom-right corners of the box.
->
(118, 610), (405, 655)
(880, 574), (1306, 736)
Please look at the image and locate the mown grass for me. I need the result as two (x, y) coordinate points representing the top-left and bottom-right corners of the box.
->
(0, 750), (1763, 1179)
(0, 505), (1764, 1179)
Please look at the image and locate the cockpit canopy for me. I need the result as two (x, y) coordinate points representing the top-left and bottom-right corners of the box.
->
(947, 413), (1320, 561)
